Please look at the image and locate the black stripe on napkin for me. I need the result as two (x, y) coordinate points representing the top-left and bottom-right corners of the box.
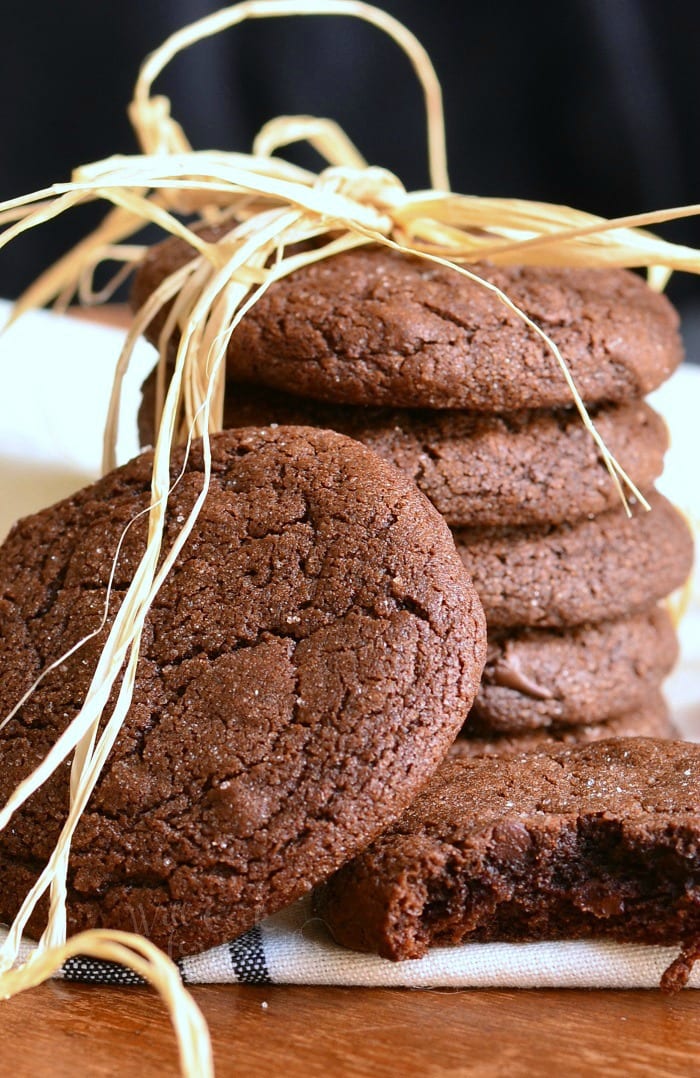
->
(54, 924), (272, 985)
(228, 925), (272, 984)
(62, 954), (146, 986)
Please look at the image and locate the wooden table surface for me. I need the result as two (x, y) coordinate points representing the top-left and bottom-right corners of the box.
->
(2, 305), (696, 1077)
(4, 980), (699, 1076)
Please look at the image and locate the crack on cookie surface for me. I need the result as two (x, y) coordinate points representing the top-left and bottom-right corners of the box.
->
(0, 425), (486, 956)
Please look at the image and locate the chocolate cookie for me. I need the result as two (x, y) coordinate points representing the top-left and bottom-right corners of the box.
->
(451, 691), (676, 757)
(454, 490), (694, 628)
(468, 606), (678, 733)
(139, 375), (668, 528)
(0, 426), (486, 957)
(131, 240), (683, 410)
(314, 738), (700, 990)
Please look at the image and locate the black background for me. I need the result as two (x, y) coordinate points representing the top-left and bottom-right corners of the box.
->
(1, 1), (698, 352)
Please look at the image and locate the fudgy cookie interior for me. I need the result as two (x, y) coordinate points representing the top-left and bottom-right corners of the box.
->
(316, 739), (700, 989)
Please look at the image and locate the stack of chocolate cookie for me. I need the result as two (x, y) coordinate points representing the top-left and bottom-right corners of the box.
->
(133, 239), (694, 755)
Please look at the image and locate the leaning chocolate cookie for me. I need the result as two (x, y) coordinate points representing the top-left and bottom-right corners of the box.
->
(454, 490), (693, 628)
(0, 426), (486, 957)
(314, 738), (700, 989)
(131, 240), (683, 410)
(139, 376), (668, 529)
(469, 606), (678, 733)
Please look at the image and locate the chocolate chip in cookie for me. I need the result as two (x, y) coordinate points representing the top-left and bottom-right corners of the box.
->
(468, 606), (678, 733)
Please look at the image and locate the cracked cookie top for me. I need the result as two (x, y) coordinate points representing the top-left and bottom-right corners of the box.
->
(0, 425), (486, 956)
(132, 241), (683, 410)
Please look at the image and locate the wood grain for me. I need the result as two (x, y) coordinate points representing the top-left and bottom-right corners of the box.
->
(4, 982), (699, 1077)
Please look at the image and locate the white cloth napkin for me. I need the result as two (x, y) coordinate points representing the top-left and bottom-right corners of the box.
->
(3, 897), (699, 989)
(0, 302), (698, 988)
